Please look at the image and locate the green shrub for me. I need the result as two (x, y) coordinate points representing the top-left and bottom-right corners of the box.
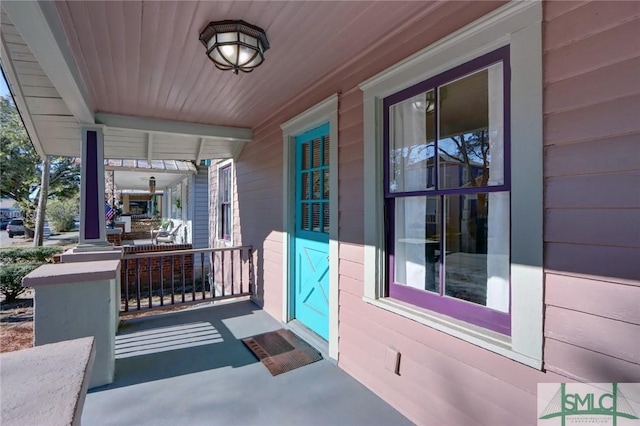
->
(47, 198), (78, 232)
(0, 262), (43, 302)
(0, 246), (62, 264)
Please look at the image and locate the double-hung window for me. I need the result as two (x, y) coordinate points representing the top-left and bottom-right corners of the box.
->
(384, 47), (511, 335)
(361, 1), (543, 367)
(218, 164), (232, 242)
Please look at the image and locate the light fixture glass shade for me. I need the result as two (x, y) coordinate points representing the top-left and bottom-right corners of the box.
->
(200, 20), (269, 74)
(148, 176), (156, 194)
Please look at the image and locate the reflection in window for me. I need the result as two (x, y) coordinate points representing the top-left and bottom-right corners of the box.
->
(389, 91), (436, 193)
(385, 49), (510, 333)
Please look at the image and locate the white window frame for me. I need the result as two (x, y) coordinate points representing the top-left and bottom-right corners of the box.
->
(216, 159), (234, 246)
(359, 1), (543, 368)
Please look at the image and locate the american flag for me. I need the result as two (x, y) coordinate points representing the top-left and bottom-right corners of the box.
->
(105, 203), (116, 221)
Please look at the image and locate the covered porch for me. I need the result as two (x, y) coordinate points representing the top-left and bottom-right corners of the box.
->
(83, 300), (410, 426)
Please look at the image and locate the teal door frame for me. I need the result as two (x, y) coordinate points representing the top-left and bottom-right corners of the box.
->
(292, 123), (330, 339)
(281, 94), (339, 360)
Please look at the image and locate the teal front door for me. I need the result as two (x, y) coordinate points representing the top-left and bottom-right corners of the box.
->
(293, 123), (330, 340)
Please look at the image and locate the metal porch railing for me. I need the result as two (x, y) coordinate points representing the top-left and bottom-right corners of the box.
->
(120, 246), (253, 313)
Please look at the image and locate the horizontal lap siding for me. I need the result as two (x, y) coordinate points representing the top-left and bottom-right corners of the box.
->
(235, 1), (640, 424)
(543, 0), (640, 382)
(333, 4), (552, 424)
(235, 125), (284, 319)
(192, 167), (209, 249)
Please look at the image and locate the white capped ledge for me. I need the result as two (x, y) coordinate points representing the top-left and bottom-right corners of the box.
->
(0, 337), (96, 426)
(22, 260), (120, 287)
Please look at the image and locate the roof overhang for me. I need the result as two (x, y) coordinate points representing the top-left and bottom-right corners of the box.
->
(0, 2), (251, 162)
(105, 159), (198, 192)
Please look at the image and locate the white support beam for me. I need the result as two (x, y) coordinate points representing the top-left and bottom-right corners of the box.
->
(147, 133), (153, 163)
(0, 38), (46, 158)
(231, 141), (246, 160)
(2, 1), (94, 124)
(95, 113), (252, 142)
(195, 138), (205, 164)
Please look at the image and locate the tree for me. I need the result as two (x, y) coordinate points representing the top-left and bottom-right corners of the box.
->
(0, 95), (80, 238)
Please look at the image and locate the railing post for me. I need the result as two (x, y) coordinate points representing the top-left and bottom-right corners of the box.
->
(249, 247), (254, 295)
(221, 250), (225, 297)
(136, 258), (141, 310)
(240, 248), (244, 294)
(159, 256), (163, 306)
(231, 250), (235, 296)
(148, 255), (152, 309)
(201, 252), (205, 300)
(124, 259), (129, 312)
(170, 255), (175, 305)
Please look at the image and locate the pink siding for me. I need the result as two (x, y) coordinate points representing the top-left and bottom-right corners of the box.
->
(224, 1), (640, 424)
(545, 273), (640, 324)
(543, 0), (640, 385)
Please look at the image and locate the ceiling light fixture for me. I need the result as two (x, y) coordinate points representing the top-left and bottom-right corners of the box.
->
(199, 20), (270, 74)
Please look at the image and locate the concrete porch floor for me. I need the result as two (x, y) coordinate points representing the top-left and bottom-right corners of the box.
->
(82, 300), (411, 426)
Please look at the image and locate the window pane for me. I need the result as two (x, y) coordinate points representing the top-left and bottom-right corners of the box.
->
(323, 202), (330, 233)
(312, 138), (321, 168)
(302, 142), (310, 170)
(438, 65), (504, 189)
(393, 196), (440, 294)
(323, 170), (329, 199)
(443, 192), (509, 312)
(301, 203), (309, 230)
(323, 135), (330, 166)
(389, 91), (436, 193)
(221, 203), (231, 240)
(302, 172), (310, 200)
(312, 171), (321, 200)
(220, 167), (231, 202)
(312, 203), (320, 232)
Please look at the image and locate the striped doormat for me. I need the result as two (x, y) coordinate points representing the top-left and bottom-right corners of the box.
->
(242, 329), (322, 376)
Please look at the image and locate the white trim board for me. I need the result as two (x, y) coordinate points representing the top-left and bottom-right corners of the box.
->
(281, 94), (339, 361)
(2, 0), (94, 124)
(95, 113), (252, 142)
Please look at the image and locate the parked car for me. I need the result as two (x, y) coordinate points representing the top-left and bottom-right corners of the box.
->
(6, 219), (25, 238)
(0, 219), (9, 230)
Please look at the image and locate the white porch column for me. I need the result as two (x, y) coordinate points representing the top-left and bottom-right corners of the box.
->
(76, 126), (113, 251)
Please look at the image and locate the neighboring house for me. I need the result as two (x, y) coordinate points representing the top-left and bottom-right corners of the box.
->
(105, 159), (208, 246)
(0, 198), (22, 220)
(163, 165), (210, 248)
(3, 1), (638, 424)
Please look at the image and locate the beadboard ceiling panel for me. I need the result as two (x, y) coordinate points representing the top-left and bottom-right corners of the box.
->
(52, 1), (437, 129)
(3, 1), (449, 161)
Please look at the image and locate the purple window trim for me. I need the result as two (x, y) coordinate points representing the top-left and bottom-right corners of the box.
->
(84, 130), (100, 239)
(389, 283), (511, 335)
(383, 46), (512, 335)
(385, 184), (510, 199)
(219, 165), (232, 241)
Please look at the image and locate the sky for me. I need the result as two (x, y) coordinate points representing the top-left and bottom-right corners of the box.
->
(1, 72), (10, 97)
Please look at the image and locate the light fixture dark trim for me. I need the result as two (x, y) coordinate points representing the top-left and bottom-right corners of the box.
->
(199, 20), (270, 74)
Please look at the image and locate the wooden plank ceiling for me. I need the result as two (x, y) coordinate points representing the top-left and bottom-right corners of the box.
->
(53, 1), (435, 128)
(2, 1), (440, 160)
